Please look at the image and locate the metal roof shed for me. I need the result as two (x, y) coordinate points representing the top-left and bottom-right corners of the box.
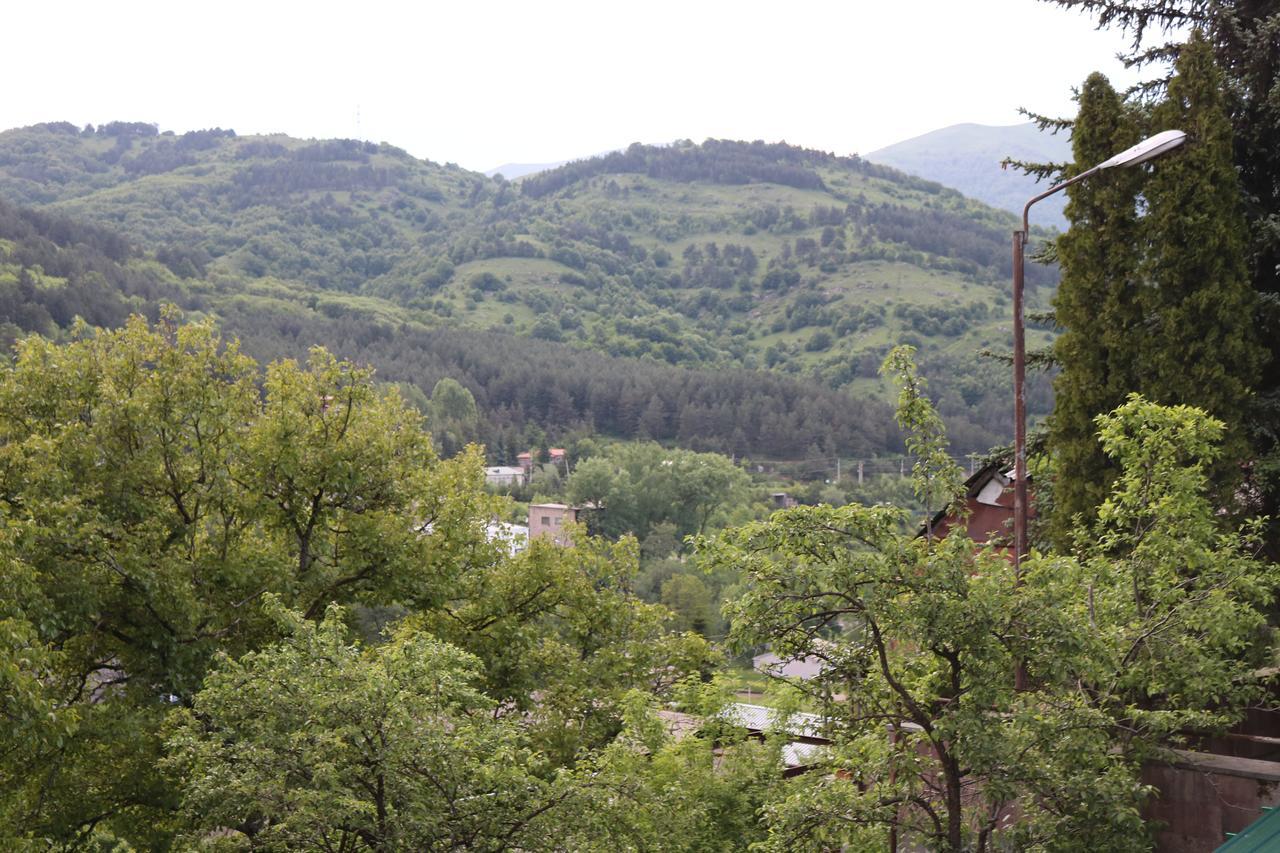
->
(1218, 806), (1280, 852)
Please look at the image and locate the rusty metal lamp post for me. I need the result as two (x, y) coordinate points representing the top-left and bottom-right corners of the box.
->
(1011, 129), (1186, 688)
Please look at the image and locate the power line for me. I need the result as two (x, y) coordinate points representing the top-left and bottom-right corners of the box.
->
(743, 452), (989, 481)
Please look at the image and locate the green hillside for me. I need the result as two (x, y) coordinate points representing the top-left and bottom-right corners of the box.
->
(0, 194), (905, 462)
(0, 122), (1059, 455)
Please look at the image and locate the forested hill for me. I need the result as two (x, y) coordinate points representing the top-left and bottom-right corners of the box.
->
(0, 196), (179, 332)
(0, 192), (900, 460)
(0, 121), (1059, 456)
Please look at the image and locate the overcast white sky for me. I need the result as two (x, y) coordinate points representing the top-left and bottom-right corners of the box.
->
(3, 0), (1144, 172)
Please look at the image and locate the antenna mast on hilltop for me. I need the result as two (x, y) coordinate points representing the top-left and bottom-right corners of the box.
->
(355, 104), (361, 140)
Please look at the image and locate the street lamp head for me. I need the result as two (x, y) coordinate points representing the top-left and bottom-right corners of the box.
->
(1022, 130), (1189, 233)
(1096, 129), (1188, 170)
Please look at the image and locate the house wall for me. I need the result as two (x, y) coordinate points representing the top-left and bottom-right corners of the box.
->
(752, 651), (826, 680)
(528, 503), (578, 546)
(1144, 752), (1280, 852)
(927, 464), (1020, 548)
(934, 500), (1014, 545)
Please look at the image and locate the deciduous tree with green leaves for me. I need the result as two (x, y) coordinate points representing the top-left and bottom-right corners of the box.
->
(427, 376), (479, 458)
(880, 345), (962, 536)
(552, 687), (783, 852)
(705, 354), (1276, 850)
(0, 313), (713, 848)
(165, 599), (575, 851)
(0, 313), (487, 844)
(410, 532), (716, 766)
(566, 442), (750, 542)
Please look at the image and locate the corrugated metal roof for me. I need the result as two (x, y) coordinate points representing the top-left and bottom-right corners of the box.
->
(781, 741), (828, 768)
(721, 703), (824, 739)
(1217, 807), (1280, 852)
(751, 651), (827, 680)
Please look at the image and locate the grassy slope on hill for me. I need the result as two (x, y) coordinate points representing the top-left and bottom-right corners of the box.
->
(0, 193), (902, 461)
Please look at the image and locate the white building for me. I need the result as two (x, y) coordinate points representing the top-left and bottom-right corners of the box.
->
(484, 466), (527, 488)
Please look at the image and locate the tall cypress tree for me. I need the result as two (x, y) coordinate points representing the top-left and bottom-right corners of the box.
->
(1048, 36), (1262, 542)
(1038, 0), (1280, 553)
(1048, 73), (1144, 543)
(1139, 31), (1262, 471)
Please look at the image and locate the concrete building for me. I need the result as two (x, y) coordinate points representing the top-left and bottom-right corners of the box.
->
(528, 502), (580, 546)
(771, 492), (799, 509)
(485, 521), (529, 556)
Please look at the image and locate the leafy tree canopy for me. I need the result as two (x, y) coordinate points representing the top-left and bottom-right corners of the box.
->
(0, 313), (713, 847)
(566, 441), (752, 542)
(165, 599), (574, 851)
(701, 362), (1277, 851)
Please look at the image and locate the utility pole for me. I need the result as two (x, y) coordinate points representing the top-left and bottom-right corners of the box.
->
(1009, 129), (1187, 692)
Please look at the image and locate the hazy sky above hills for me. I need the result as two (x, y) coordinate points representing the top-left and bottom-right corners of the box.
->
(7, 0), (1149, 171)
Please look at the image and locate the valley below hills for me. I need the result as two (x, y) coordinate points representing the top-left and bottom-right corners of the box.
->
(0, 121), (1060, 461)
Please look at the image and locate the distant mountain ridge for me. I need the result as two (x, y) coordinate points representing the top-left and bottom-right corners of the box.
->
(484, 161), (569, 180)
(866, 122), (1072, 229)
(484, 145), (635, 181)
(485, 124), (1073, 227)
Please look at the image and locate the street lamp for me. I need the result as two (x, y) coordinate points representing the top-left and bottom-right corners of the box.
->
(1010, 129), (1187, 577)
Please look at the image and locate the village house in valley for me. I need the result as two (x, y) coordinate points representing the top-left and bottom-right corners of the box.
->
(528, 502), (580, 546)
